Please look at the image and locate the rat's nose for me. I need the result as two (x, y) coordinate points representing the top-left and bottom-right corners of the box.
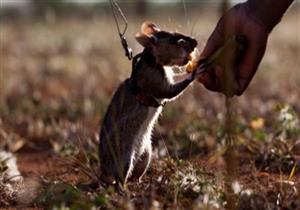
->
(186, 38), (197, 51)
(191, 38), (197, 49)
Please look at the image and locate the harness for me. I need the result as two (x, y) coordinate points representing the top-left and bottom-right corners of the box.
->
(126, 50), (166, 108)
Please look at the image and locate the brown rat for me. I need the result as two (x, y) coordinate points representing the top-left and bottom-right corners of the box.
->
(99, 21), (198, 187)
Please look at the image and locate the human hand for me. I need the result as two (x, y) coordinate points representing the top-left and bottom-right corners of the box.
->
(197, 3), (269, 96)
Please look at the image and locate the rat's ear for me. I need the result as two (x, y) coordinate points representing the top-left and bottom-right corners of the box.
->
(140, 21), (160, 35)
(135, 32), (157, 47)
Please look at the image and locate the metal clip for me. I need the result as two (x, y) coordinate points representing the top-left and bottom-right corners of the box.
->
(120, 35), (133, 60)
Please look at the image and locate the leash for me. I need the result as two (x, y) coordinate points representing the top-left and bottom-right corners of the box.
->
(109, 1), (162, 107)
(109, 0), (133, 60)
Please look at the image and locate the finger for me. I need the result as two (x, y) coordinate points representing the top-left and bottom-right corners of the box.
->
(197, 71), (221, 92)
(215, 65), (223, 78)
(235, 34), (268, 95)
(197, 72), (213, 86)
(197, 71), (210, 83)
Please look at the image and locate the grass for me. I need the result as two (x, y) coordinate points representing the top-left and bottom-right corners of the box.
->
(0, 4), (300, 210)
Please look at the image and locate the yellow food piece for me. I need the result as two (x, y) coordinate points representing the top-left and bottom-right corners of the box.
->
(186, 60), (198, 73)
(186, 48), (200, 73)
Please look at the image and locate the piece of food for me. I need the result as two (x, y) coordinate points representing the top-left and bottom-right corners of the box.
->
(186, 48), (200, 73)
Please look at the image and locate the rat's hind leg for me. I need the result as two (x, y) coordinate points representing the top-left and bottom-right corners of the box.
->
(100, 145), (135, 194)
(130, 145), (152, 182)
(112, 149), (136, 186)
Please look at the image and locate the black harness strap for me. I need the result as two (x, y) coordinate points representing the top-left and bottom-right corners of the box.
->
(126, 52), (166, 108)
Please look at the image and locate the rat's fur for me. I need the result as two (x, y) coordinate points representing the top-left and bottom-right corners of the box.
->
(99, 22), (198, 186)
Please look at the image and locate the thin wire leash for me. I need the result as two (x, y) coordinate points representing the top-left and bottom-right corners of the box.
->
(109, 0), (133, 60)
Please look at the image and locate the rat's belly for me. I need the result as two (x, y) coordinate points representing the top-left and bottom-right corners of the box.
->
(134, 106), (162, 156)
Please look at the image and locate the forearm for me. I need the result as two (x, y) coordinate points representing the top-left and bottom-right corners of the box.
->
(154, 79), (192, 99)
(246, 0), (294, 32)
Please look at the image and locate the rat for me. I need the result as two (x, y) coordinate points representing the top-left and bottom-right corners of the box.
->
(99, 21), (199, 188)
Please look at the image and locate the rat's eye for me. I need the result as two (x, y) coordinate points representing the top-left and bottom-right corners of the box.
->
(177, 39), (186, 45)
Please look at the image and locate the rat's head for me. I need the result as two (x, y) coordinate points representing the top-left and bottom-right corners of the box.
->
(136, 21), (197, 66)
